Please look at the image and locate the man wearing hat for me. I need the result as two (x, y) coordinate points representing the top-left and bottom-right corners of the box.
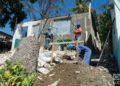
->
(43, 28), (53, 50)
(74, 24), (83, 41)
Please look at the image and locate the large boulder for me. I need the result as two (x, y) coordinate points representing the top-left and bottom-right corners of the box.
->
(12, 37), (40, 72)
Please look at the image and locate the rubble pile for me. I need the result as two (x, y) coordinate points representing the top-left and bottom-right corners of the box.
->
(0, 37), (115, 86)
(0, 50), (15, 66)
(37, 47), (77, 74)
(36, 63), (114, 86)
(11, 37), (40, 72)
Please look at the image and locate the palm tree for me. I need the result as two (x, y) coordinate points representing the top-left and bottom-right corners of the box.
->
(71, 0), (91, 13)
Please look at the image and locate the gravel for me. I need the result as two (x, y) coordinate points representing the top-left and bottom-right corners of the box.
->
(11, 37), (40, 72)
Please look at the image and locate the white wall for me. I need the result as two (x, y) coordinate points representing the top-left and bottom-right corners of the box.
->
(112, 0), (120, 71)
(11, 20), (42, 50)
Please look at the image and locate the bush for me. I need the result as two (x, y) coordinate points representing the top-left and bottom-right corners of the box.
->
(0, 61), (37, 86)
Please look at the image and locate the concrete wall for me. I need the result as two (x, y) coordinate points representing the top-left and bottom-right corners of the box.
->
(11, 20), (42, 50)
(11, 12), (100, 50)
(112, 0), (120, 71)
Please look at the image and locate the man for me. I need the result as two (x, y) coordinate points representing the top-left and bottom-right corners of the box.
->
(74, 24), (83, 41)
(67, 43), (92, 65)
(43, 28), (53, 50)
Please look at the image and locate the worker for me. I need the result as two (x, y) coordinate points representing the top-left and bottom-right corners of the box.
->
(74, 24), (83, 41)
(67, 43), (92, 65)
(43, 28), (53, 50)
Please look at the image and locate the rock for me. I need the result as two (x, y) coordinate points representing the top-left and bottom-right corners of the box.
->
(11, 37), (40, 72)
(39, 51), (52, 62)
(75, 71), (80, 74)
(0, 57), (7, 65)
(49, 74), (55, 77)
(37, 67), (50, 74)
(38, 59), (46, 67)
(54, 57), (63, 63)
(48, 79), (60, 86)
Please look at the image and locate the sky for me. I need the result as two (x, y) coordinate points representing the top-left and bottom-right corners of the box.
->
(0, 0), (109, 36)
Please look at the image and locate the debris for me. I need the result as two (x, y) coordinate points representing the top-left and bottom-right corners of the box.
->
(38, 76), (43, 80)
(39, 51), (52, 62)
(11, 37), (40, 72)
(75, 71), (80, 74)
(49, 74), (55, 77)
(48, 79), (60, 86)
(36, 63), (114, 86)
(37, 67), (50, 75)
(0, 50), (15, 66)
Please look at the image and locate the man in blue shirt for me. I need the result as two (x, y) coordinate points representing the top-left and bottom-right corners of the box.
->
(43, 28), (53, 50)
(67, 43), (92, 65)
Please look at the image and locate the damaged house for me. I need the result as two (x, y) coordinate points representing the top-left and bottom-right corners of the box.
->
(11, 12), (101, 51)
(0, 31), (12, 52)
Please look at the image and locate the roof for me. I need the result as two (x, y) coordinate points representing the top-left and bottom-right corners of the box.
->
(0, 31), (12, 39)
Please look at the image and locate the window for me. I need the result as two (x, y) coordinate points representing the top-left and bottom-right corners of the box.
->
(53, 20), (71, 35)
(21, 27), (28, 38)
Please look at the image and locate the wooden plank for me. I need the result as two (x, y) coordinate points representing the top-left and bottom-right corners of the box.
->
(50, 41), (84, 45)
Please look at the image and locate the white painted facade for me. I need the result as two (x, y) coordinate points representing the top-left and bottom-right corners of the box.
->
(11, 20), (42, 50)
(111, 0), (120, 70)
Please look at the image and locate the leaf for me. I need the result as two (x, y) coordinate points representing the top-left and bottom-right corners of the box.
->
(3, 71), (11, 79)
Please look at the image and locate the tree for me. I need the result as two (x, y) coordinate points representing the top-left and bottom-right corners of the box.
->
(71, 0), (91, 13)
(0, 0), (65, 32)
(97, 3), (113, 44)
(22, 0), (65, 20)
(0, 0), (27, 31)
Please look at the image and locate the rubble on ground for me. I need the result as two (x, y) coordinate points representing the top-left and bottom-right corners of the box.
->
(0, 50), (15, 66)
(36, 48), (114, 86)
(36, 62), (114, 86)
(37, 47), (77, 74)
(0, 37), (115, 86)
(11, 37), (40, 72)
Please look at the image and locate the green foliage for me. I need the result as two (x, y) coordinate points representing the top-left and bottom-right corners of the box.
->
(71, 0), (90, 13)
(0, 61), (37, 86)
(0, 0), (65, 30)
(98, 12), (112, 43)
(0, 0), (27, 30)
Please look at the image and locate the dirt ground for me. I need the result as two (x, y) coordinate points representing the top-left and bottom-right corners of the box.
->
(35, 61), (114, 86)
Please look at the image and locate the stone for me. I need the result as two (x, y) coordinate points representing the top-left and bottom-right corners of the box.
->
(38, 67), (50, 74)
(48, 79), (60, 86)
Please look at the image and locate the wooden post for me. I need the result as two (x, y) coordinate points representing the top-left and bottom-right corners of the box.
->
(51, 40), (55, 64)
(89, 2), (91, 19)
(76, 41), (79, 61)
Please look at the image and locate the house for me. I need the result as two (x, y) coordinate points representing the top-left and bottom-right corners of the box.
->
(11, 12), (101, 51)
(111, 0), (120, 71)
(0, 31), (12, 52)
